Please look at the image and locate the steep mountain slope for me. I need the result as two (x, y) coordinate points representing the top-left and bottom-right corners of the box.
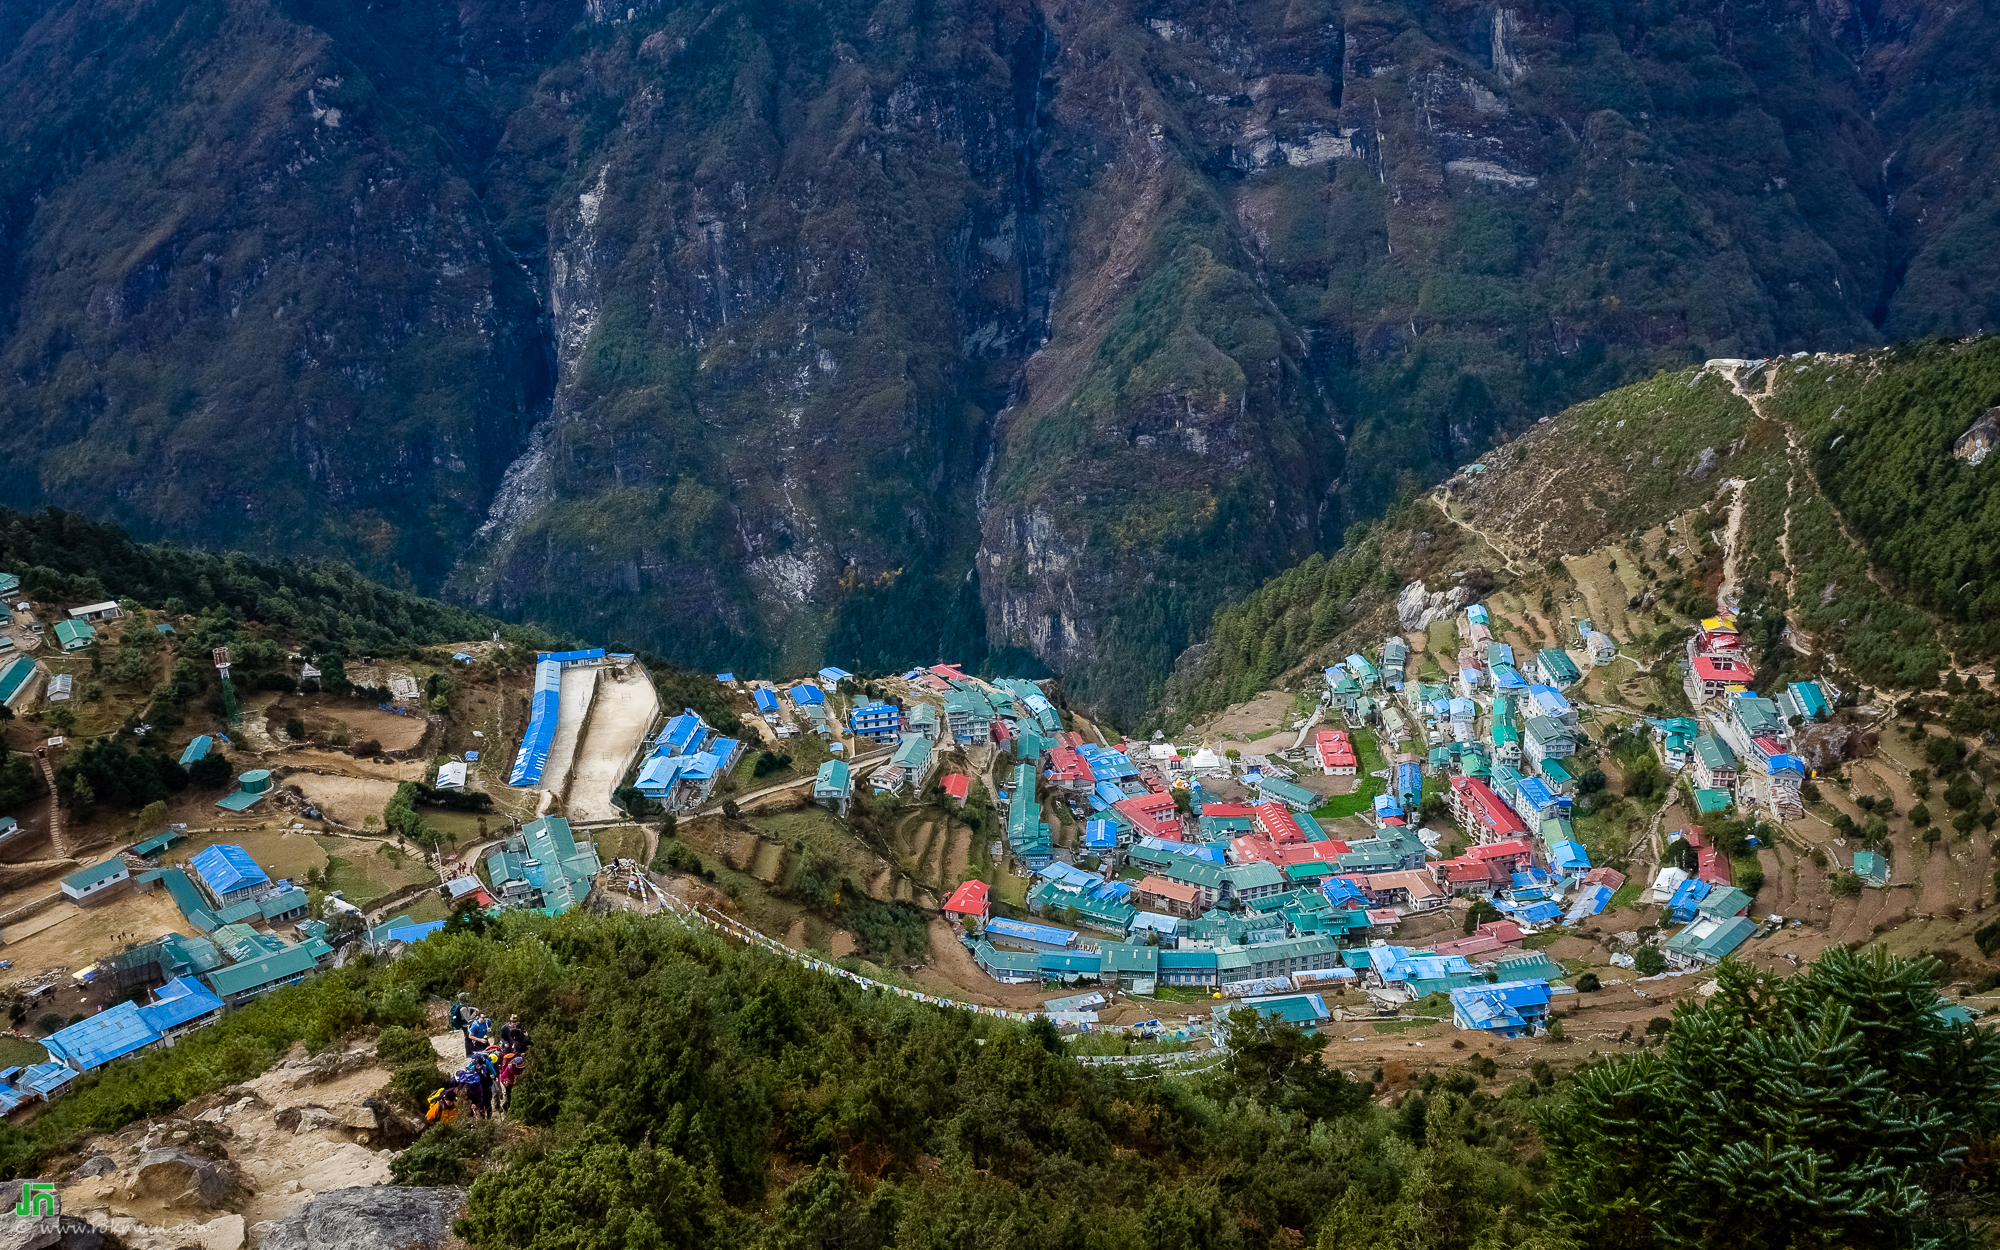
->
(1167, 338), (2000, 724)
(7, 0), (2000, 723)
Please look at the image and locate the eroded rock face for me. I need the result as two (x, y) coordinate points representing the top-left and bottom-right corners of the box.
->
(1396, 580), (1467, 631)
(257, 1186), (466, 1250)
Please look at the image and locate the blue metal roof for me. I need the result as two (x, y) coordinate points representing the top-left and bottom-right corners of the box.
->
(754, 688), (779, 712)
(1083, 819), (1118, 848)
(510, 660), (563, 785)
(1550, 840), (1590, 871)
(817, 667), (854, 682)
(43, 1001), (161, 1071)
(985, 917), (1078, 948)
(178, 735), (213, 765)
(659, 711), (712, 756)
(137, 977), (224, 1033)
(20, 1062), (75, 1097)
(385, 920), (446, 944)
(189, 844), (269, 896)
(790, 684), (825, 706)
(537, 648), (607, 663)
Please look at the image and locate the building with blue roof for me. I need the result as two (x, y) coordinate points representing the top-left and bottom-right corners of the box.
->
(18, 1062), (76, 1100)
(1527, 684), (1577, 724)
(1549, 839), (1591, 874)
(188, 844), (271, 908)
(753, 687), (780, 716)
(790, 683), (826, 707)
(849, 702), (901, 741)
(654, 710), (714, 758)
(1396, 762), (1424, 810)
(985, 916), (1079, 950)
(636, 754), (682, 798)
(178, 735), (214, 766)
(817, 667), (854, 683)
(1666, 877), (1712, 922)
(384, 920), (447, 944)
(1515, 900), (1562, 926)
(1451, 980), (1551, 1037)
(42, 1001), (161, 1073)
(136, 977), (225, 1041)
(1083, 819), (1118, 850)
(510, 660), (563, 786)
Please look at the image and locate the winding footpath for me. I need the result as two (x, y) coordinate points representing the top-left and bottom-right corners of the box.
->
(616, 869), (1225, 1071)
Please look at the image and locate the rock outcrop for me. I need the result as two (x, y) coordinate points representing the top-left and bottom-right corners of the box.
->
(258, 1186), (466, 1250)
(1396, 581), (1469, 632)
(126, 1148), (245, 1211)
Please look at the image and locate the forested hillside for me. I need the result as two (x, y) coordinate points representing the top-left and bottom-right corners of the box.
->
(11, 0), (2000, 719)
(1766, 339), (2000, 659)
(0, 508), (555, 656)
(0, 908), (1987, 1249)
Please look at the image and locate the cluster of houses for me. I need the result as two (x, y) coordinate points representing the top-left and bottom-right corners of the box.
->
(1664, 613), (1834, 816)
(914, 598), (1829, 1029)
(0, 808), (611, 1114)
(635, 708), (747, 812)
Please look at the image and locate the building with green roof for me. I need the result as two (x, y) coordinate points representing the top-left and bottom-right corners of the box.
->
(54, 620), (96, 651)
(60, 858), (130, 903)
(205, 944), (321, 1006)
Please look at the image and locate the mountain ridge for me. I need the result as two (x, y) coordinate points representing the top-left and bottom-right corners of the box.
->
(7, 0), (2000, 720)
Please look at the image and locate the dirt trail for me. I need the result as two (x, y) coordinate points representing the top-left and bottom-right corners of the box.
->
(1429, 490), (1525, 575)
(1714, 477), (1751, 612)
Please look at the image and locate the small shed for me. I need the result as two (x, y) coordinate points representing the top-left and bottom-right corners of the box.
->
(60, 858), (131, 904)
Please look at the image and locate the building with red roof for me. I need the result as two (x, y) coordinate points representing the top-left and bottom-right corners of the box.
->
(1251, 801), (1307, 844)
(941, 774), (971, 804)
(1112, 792), (1183, 840)
(1432, 857), (1510, 896)
(1201, 803), (1254, 819)
(942, 879), (991, 923)
(1689, 653), (1755, 700)
(1132, 875), (1202, 918)
(1314, 729), (1358, 776)
(1464, 838), (1534, 868)
(1447, 777), (1530, 841)
(1046, 747), (1095, 792)
(1475, 919), (1526, 945)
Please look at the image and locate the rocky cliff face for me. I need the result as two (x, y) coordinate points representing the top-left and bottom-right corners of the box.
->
(4, 0), (2000, 721)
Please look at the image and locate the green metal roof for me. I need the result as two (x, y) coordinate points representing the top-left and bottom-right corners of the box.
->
(62, 858), (128, 891)
(205, 944), (320, 997)
(1101, 942), (1160, 973)
(54, 619), (96, 648)
(1694, 787), (1732, 814)
(1694, 735), (1737, 770)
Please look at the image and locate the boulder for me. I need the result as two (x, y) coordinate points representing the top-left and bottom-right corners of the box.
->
(273, 1105), (341, 1135)
(125, 1148), (245, 1210)
(67, 1157), (115, 1181)
(258, 1186), (466, 1250)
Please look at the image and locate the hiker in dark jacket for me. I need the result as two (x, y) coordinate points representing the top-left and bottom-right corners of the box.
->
(498, 1014), (528, 1053)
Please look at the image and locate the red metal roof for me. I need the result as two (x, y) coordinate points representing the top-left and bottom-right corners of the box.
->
(1465, 838), (1532, 861)
(1475, 920), (1525, 944)
(1252, 801), (1305, 843)
(1451, 777), (1530, 838)
(942, 880), (990, 913)
(941, 774), (971, 801)
(1201, 803), (1254, 818)
(1692, 654), (1754, 682)
(1135, 875), (1199, 904)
